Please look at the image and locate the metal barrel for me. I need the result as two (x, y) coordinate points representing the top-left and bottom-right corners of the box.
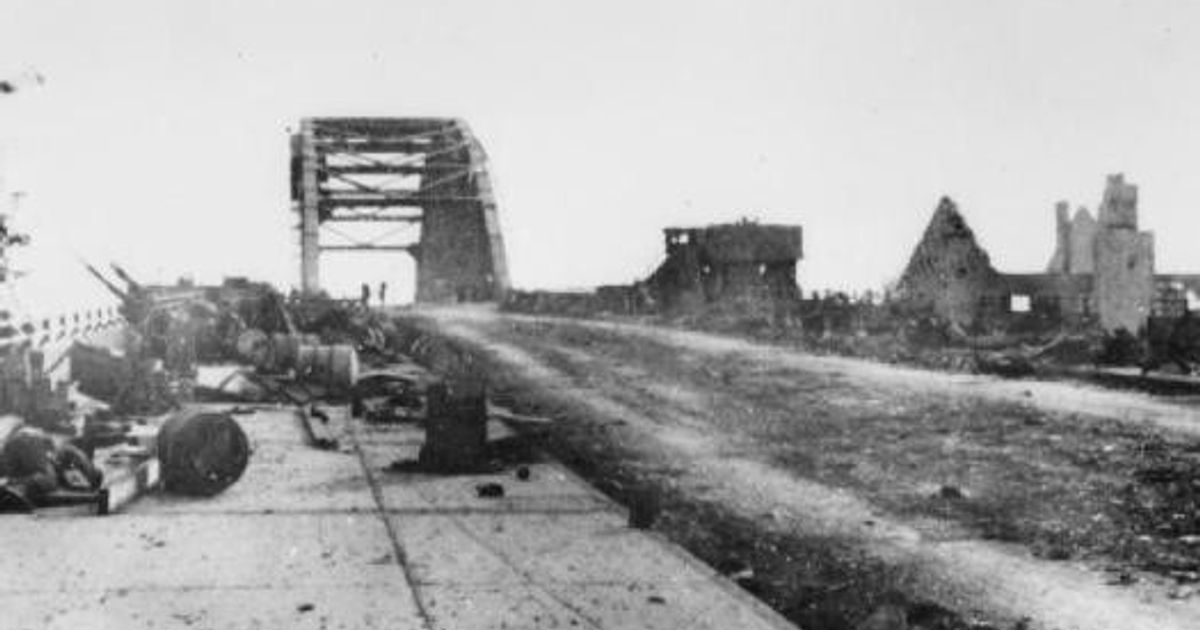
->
(327, 344), (359, 388)
(292, 342), (358, 389)
(295, 344), (318, 375)
(269, 333), (300, 371)
(312, 345), (333, 377)
(156, 410), (249, 496)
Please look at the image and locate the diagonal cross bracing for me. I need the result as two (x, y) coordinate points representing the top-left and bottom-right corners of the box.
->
(291, 117), (510, 302)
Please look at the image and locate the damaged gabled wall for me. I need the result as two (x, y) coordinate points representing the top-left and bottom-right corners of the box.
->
(898, 174), (1164, 335)
(895, 197), (1004, 328)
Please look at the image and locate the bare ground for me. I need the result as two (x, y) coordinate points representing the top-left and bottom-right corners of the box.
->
(409, 305), (1200, 630)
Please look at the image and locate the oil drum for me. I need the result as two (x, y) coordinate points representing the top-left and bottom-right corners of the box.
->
(157, 410), (249, 496)
(269, 333), (300, 371)
(326, 344), (359, 389)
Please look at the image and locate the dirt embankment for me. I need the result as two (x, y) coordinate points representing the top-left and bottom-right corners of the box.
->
(404, 306), (1200, 630)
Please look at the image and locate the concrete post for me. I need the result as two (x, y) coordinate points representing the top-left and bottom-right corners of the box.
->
(299, 119), (321, 294)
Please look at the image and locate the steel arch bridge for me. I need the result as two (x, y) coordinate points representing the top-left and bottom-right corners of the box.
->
(290, 117), (510, 302)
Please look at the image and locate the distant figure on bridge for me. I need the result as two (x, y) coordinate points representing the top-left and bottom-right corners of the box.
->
(378, 282), (387, 306)
(360, 283), (370, 308)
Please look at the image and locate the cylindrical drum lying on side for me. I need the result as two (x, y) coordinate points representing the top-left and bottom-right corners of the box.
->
(157, 410), (250, 496)
(269, 333), (300, 371)
(293, 343), (358, 390)
(326, 344), (359, 388)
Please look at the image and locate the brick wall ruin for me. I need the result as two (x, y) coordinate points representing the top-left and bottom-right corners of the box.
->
(645, 221), (803, 310)
(898, 174), (1179, 335)
(895, 197), (1005, 328)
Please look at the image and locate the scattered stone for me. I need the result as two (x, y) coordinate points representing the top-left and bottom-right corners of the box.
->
(905, 601), (961, 629)
(476, 482), (505, 498)
(297, 603), (315, 613)
(647, 595), (666, 605)
(1168, 584), (1197, 599)
(716, 557), (755, 583)
(729, 566), (755, 582)
(1106, 571), (1136, 586)
(937, 485), (964, 500)
(628, 489), (660, 529)
(1032, 539), (1072, 561)
(855, 602), (907, 630)
(516, 466), (531, 481)
(1171, 570), (1200, 584)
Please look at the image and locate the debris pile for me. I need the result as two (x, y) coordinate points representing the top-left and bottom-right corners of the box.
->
(387, 324), (491, 472)
(0, 421), (102, 512)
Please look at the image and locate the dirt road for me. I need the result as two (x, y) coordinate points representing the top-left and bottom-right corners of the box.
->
(415, 306), (1200, 630)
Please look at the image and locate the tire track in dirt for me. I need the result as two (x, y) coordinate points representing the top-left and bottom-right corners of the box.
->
(424, 307), (1200, 630)
(482, 310), (1200, 438)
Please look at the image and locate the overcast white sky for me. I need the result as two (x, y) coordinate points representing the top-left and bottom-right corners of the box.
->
(1, 0), (1199, 302)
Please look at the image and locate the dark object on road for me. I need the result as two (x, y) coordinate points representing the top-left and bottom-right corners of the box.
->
(516, 465), (531, 481)
(299, 405), (339, 450)
(419, 381), (488, 472)
(1097, 328), (1144, 367)
(0, 485), (34, 512)
(973, 352), (1035, 378)
(157, 410), (250, 496)
(937, 485), (964, 500)
(71, 343), (178, 415)
(476, 482), (505, 498)
(0, 427), (104, 510)
(351, 372), (421, 422)
(628, 488), (660, 529)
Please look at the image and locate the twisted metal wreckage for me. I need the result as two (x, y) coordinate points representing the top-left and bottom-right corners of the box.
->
(0, 114), (506, 516)
(0, 258), (491, 514)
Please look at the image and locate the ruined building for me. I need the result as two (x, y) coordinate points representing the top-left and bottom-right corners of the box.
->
(1044, 174), (1155, 331)
(895, 197), (1005, 327)
(644, 220), (803, 310)
(897, 174), (1200, 333)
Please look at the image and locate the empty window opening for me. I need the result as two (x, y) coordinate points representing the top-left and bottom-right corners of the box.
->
(1188, 290), (1200, 312)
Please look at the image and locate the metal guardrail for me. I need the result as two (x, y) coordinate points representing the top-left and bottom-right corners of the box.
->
(0, 307), (125, 350)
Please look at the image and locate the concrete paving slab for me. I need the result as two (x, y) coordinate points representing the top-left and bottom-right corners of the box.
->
(1, 402), (795, 630)
(387, 511), (721, 586)
(421, 585), (590, 630)
(550, 581), (789, 630)
(438, 512), (711, 584)
(370, 461), (614, 514)
(0, 512), (398, 593)
(0, 583), (424, 630)
(131, 443), (374, 514)
(390, 515), (530, 586)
